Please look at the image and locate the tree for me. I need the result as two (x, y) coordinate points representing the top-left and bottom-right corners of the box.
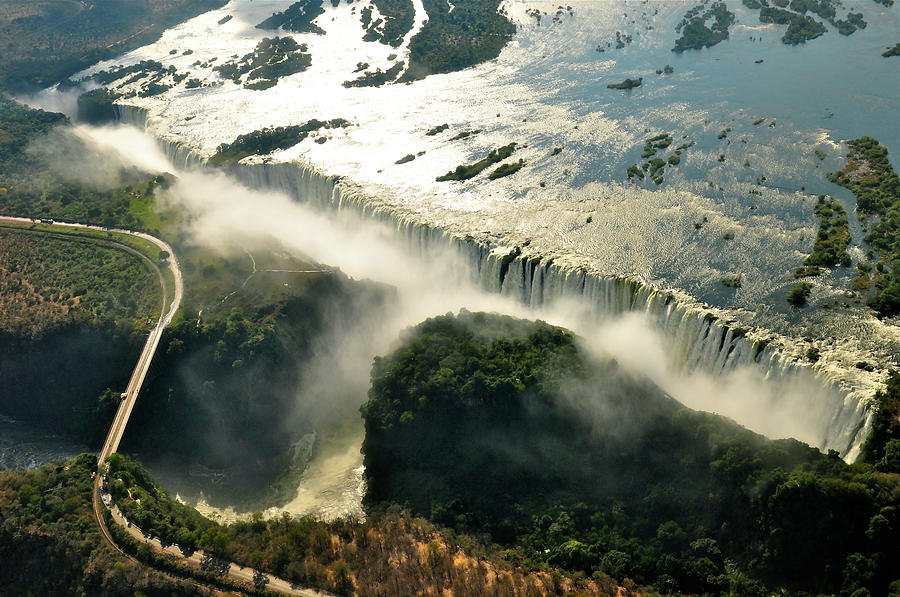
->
(787, 282), (812, 306)
(878, 439), (900, 473)
(330, 560), (354, 596)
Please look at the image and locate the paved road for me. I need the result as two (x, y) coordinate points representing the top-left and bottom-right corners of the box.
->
(0, 217), (333, 595)
(1, 217), (331, 594)
(96, 229), (183, 464)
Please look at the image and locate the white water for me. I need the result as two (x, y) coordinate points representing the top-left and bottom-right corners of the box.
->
(116, 104), (876, 465)
(66, 0), (900, 332)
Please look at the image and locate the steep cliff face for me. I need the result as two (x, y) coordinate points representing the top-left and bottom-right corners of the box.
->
(117, 100), (874, 460)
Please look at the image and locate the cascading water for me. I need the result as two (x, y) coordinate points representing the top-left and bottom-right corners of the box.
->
(118, 105), (875, 461)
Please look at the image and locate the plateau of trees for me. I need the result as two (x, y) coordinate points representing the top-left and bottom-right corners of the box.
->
(606, 77), (642, 90)
(213, 37), (311, 90)
(0, 454), (207, 595)
(626, 134), (687, 185)
(787, 281), (813, 306)
(672, 2), (735, 52)
(361, 311), (900, 596)
(402, 0), (516, 81)
(342, 62), (404, 88)
(361, 0), (416, 47)
(741, 0), (862, 45)
(209, 119), (351, 166)
(860, 370), (900, 473)
(0, 97), (165, 232)
(759, 6), (827, 44)
(488, 159), (525, 180)
(76, 89), (123, 124)
(797, 195), (851, 276)
(0, 229), (160, 445)
(256, 0), (325, 34)
(100, 451), (611, 596)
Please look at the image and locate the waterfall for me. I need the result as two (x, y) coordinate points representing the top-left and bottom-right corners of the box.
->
(117, 105), (875, 461)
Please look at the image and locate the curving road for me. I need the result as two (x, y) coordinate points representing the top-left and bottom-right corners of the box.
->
(100, 491), (328, 596)
(2, 216), (331, 594)
(2, 217), (336, 595)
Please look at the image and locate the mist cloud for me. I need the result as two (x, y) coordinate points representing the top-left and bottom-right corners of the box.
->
(63, 121), (842, 453)
(25, 124), (172, 190)
(54, 120), (852, 515)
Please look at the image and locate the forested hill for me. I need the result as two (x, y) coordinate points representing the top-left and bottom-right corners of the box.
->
(361, 311), (900, 597)
(0, 0), (226, 92)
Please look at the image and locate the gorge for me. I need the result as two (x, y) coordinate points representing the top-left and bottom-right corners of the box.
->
(113, 103), (874, 466)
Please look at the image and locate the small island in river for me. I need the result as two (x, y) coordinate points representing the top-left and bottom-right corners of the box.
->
(607, 77), (642, 90)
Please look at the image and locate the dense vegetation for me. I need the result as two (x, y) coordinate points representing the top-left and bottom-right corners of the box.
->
(741, 0), (864, 45)
(0, 229), (160, 338)
(342, 61), (404, 88)
(0, 96), (188, 448)
(627, 135), (689, 185)
(0, 454), (207, 595)
(436, 143), (517, 181)
(0, 96), (67, 168)
(672, 2), (736, 52)
(836, 11), (867, 35)
(426, 123), (450, 136)
(641, 134), (673, 158)
(101, 452), (612, 596)
(828, 137), (900, 317)
(362, 0), (415, 47)
(0, 0), (225, 92)
(208, 119), (351, 166)
(860, 370), (900, 472)
(74, 60), (182, 113)
(796, 195), (851, 276)
(0, 228), (162, 447)
(450, 129), (483, 141)
(256, 0), (325, 34)
(759, 6), (827, 44)
(76, 88), (124, 124)
(91, 60), (167, 87)
(787, 281), (813, 306)
(488, 159), (525, 180)
(402, 0), (516, 81)
(884, 42), (900, 57)
(213, 37), (311, 90)
(361, 311), (900, 596)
